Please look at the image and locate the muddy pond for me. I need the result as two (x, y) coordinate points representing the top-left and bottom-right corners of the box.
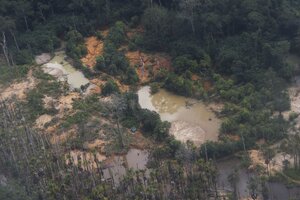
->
(38, 51), (90, 90)
(138, 86), (221, 146)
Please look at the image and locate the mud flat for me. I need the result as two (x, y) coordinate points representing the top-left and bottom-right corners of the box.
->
(137, 86), (221, 146)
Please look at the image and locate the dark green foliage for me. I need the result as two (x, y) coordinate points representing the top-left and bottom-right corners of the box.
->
(139, 109), (170, 141)
(173, 55), (198, 74)
(101, 79), (120, 96)
(95, 31), (103, 40)
(129, 33), (143, 50)
(150, 82), (160, 94)
(14, 49), (33, 65)
(106, 21), (127, 47)
(66, 30), (87, 59)
(0, 65), (29, 85)
(18, 29), (60, 55)
(123, 67), (139, 84)
(1, 0), (300, 198)
(163, 73), (206, 98)
(96, 41), (130, 75)
(142, 6), (173, 50)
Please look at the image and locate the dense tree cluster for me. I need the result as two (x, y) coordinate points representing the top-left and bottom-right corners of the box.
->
(1, 0), (300, 199)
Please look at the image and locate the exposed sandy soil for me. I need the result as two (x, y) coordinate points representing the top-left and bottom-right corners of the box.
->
(80, 27), (172, 85)
(84, 83), (101, 95)
(0, 70), (35, 100)
(91, 77), (129, 93)
(35, 114), (53, 129)
(43, 92), (80, 116)
(248, 149), (293, 174)
(56, 93), (80, 115)
(66, 150), (107, 170)
(81, 36), (104, 68)
(40, 93), (81, 144)
(125, 51), (172, 83)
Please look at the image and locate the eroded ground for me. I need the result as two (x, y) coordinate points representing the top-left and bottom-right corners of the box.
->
(0, 69), (36, 100)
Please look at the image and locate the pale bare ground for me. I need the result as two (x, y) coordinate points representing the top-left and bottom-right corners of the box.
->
(40, 93), (81, 144)
(56, 92), (80, 116)
(0, 69), (35, 100)
(248, 149), (293, 174)
(65, 150), (107, 170)
(42, 92), (80, 118)
(35, 114), (53, 129)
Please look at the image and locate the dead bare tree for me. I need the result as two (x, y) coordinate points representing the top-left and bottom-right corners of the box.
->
(179, 0), (201, 35)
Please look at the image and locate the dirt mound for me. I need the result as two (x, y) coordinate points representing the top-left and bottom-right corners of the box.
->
(81, 36), (104, 68)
